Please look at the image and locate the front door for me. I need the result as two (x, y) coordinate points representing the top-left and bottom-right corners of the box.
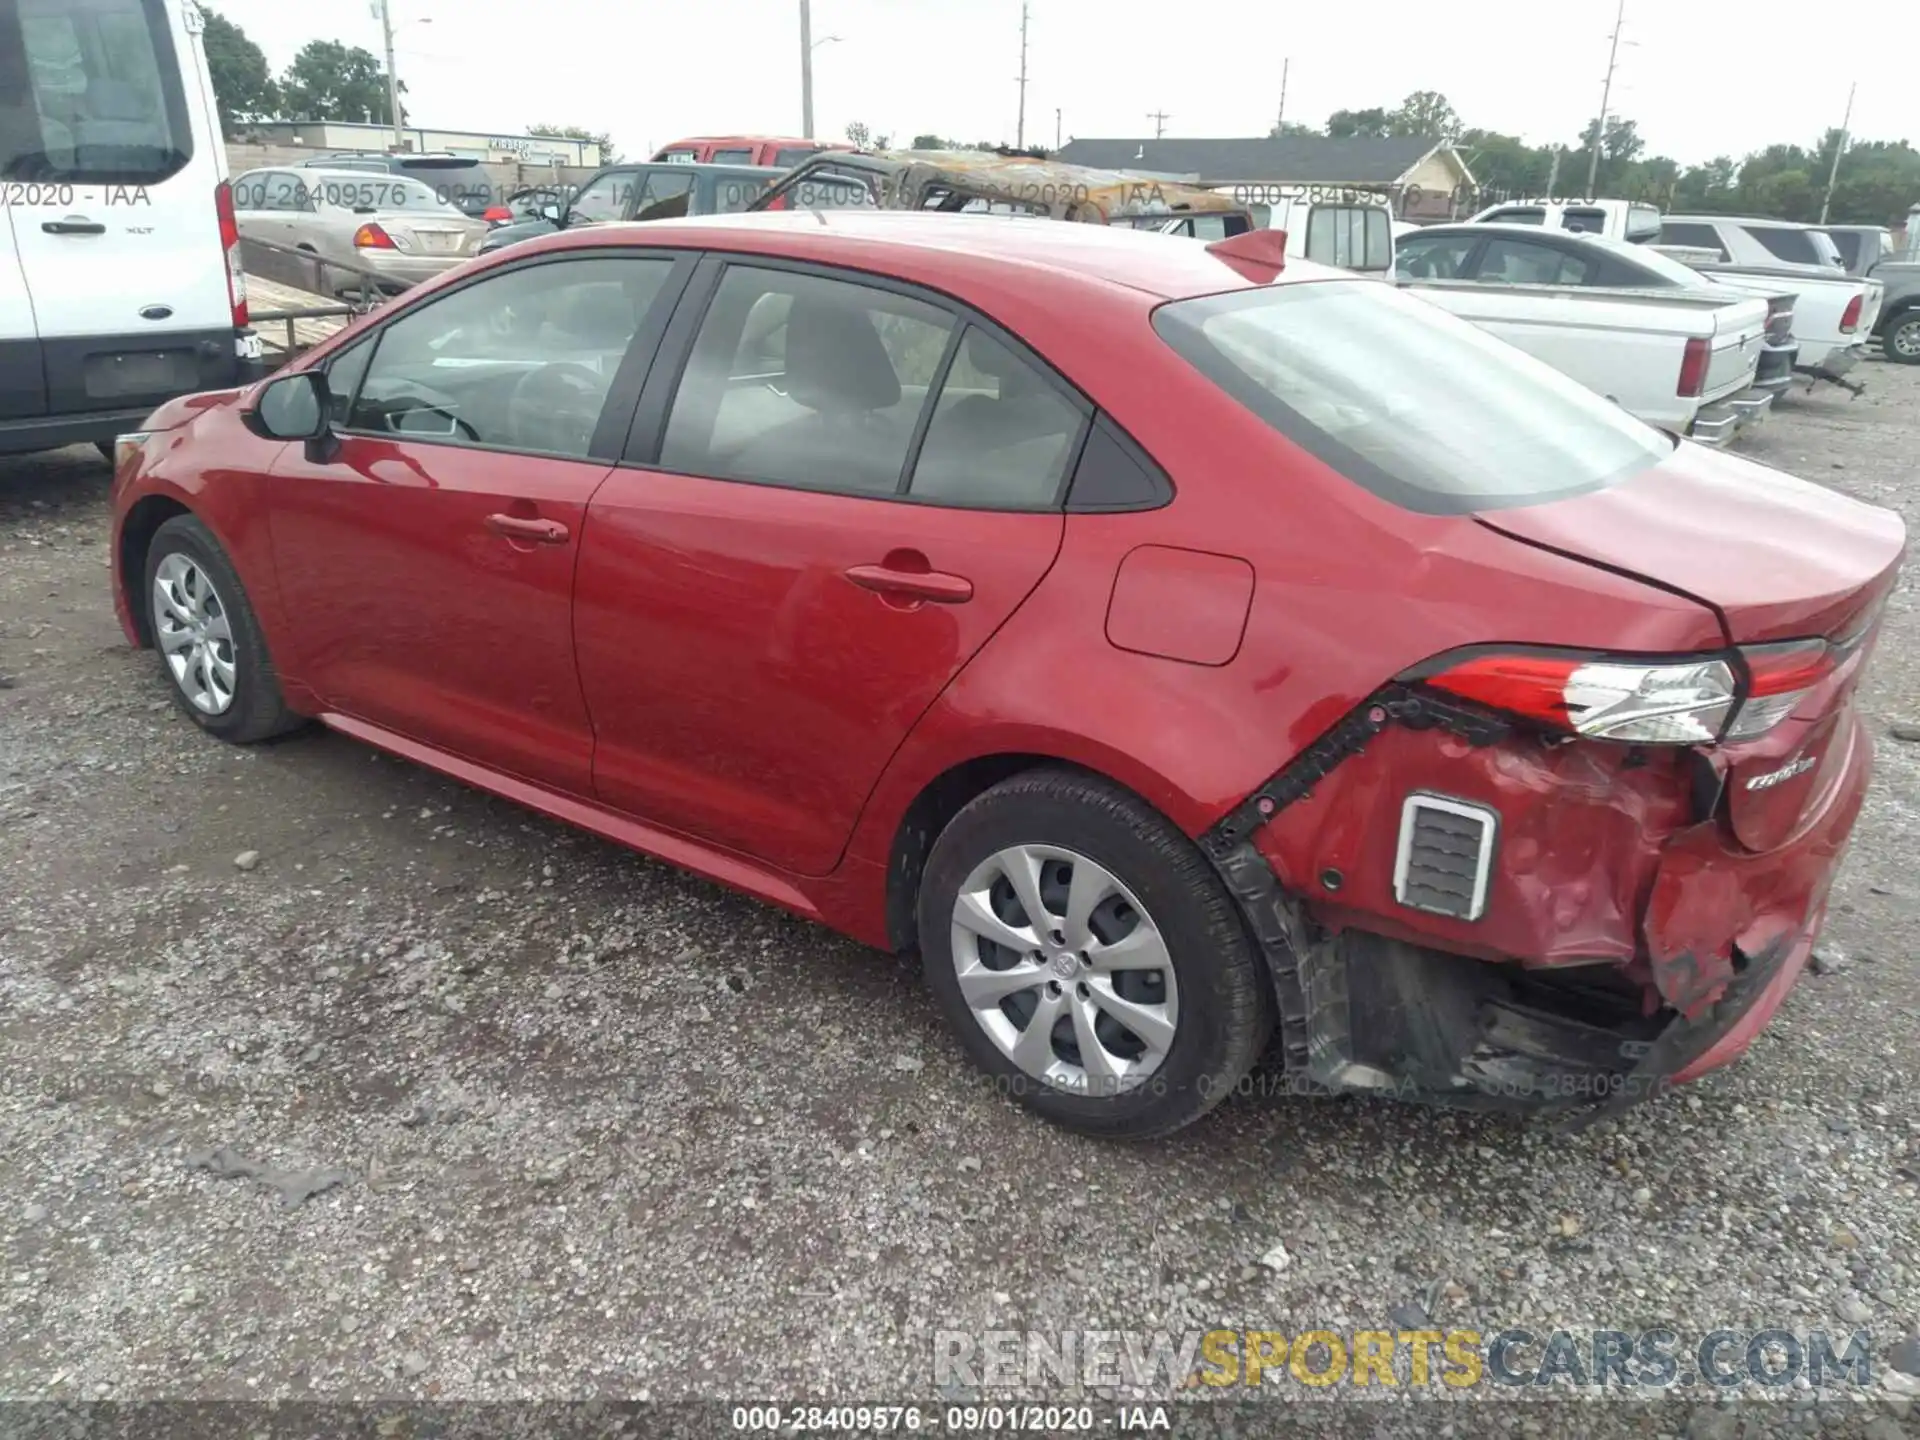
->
(267, 251), (688, 795)
(575, 259), (1085, 875)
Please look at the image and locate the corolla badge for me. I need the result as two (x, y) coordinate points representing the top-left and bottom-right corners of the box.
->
(1745, 755), (1817, 791)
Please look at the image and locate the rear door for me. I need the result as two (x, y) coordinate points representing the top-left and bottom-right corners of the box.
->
(1, 0), (239, 417)
(574, 257), (1080, 876)
(0, 210), (49, 419)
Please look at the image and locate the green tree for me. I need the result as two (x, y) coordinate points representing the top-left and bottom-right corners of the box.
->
(909, 133), (951, 150)
(1325, 107), (1392, 140)
(277, 40), (398, 126)
(197, 7), (277, 129)
(529, 124), (618, 164)
(845, 120), (872, 149)
(1389, 90), (1460, 142)
(1267, 121), (1319, 138)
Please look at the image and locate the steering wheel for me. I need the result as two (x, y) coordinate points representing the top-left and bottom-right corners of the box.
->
(506, 363), (608, 455)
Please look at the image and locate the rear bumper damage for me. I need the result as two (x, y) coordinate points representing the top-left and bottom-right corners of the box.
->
(1205, 692), (1870, 1123)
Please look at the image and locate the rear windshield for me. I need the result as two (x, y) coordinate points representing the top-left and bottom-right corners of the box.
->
(1305, 205), (1391, 271)
(309, 173), (463, 214)
(0, 0), (192, 184)
(1152, 281), (1670, 516)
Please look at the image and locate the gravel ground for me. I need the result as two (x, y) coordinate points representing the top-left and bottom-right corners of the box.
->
(3, 366), (1919, 1433)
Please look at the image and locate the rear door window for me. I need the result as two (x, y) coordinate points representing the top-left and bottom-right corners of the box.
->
(0, 0), (192, 184)
(1477, 238), (1596, 285)
(1153, 280), (1669, 516)
(633, 170), (694, 221)
(773, 147), (819, 167)
(1394, 234), (1476, 279)
(711, 148), (755, 166)
(568, 171), (635, 224)
(1741, 225), (1821, 266)
(1305, 205), (1391, 271)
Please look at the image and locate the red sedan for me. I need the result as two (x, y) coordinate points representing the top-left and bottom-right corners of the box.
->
(109, 213), (1904, 1138)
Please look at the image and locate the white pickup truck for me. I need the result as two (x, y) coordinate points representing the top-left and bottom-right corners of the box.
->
(1394, 272), (1773, 444)
(1653, 217), (1883, 385)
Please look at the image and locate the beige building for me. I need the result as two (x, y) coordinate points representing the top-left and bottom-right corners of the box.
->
(1052, 136), (1476, 220)
(236, 120), (603, 169)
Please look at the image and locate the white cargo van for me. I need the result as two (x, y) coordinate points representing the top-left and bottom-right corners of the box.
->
(0, 0), (259, 459)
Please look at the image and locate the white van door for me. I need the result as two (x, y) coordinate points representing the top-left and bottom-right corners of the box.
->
(0, 0), (245, 427)
(1, 209), (50, 418)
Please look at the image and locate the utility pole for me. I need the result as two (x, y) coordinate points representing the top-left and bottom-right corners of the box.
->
(799, 0), (815, 139)
(1055, 108), (1061, 150)
(1819, 81), (1856, 225)
(1585, 0), (1625, 197)
(1147, 110), (1170, 139)
(1014, 1), (1029, 149)
(375, 0), (404, 149)
(1275, 58), (1289, 133)
(1544, 145), (1561, 200)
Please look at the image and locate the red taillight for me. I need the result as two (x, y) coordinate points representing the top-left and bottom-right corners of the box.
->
(482, 205), (511, 223)
(353, 222), (397, 250)
(1416, 639), (1846, 747)
(1676, 335), (1709, 398)
(1839, 294), (1863, 333)
(214, 178), (248, 329)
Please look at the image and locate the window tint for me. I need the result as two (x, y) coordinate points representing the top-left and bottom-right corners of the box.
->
(712, 148), (755, 166)
(1658, 223), (1728, 260)
(1478, 238), (1595, 286)
(1305, 205), (1391, 271)
(1394, 234), (1476, 279)
(1742, 225), (1821, 266)
(634, 170), (694, 221)
(323, 337), (374, 426)
(0, 0), (192, 184)
(661, 266), (955, 495)
(568, 173), (633, 224)
(346, 257), (673, 458)
(1153, 281), (1669, 516)
(910, 328), (1083, 509)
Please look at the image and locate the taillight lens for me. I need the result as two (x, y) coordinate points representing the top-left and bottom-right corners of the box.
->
(214, 179), (249, 328)
(1676, 336), (1709, 398)
(354, 222), (397, 249)
(483, 205), (511, 223)
(1420, 642), (1841, 746)
(1839, 294), (1863, 333)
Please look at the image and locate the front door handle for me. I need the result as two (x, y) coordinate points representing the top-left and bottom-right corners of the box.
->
(845, 562), (973, 604)
(43, 218), (107, 236)
(485, 513), (570, 545)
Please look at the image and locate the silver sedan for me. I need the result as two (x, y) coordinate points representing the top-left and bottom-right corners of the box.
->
(231, 167), (487, 296)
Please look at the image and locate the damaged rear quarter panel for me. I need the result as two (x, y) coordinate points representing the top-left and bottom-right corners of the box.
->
(1256, 724), (1693, 970)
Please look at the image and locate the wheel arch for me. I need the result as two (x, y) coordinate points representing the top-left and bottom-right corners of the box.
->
(118, 493), (195, 646)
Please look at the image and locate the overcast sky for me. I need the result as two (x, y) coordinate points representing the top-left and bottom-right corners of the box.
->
(208, 0), (1906, 169)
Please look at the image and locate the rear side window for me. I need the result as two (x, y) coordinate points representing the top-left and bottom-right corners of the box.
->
(0, 0), (192, 184)
(1153, 281), (1670, 516)
(1658, 223), (1728, 260)
(711, 148), (754, 166)
(774, 147), (819, 167)
(1741, 225), (1820, 266)
(1305, 205), (1391, 271)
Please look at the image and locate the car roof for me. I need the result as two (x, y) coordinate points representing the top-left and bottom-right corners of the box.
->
(1664, 214), (1809, 228)
(517, 208), (1341, 303)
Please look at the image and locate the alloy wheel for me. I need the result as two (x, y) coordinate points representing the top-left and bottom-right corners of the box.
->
(949, 844), (1180, 1096)
(153, 552), (238, 716)
(1891, 317), (1920, 361)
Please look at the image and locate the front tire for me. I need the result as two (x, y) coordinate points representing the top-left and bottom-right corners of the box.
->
(143, 514), (303, 743)
(918, 768), (1273, 1139)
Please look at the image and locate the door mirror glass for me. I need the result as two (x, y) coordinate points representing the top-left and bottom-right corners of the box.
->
(254, 372), (330, 440)
(543, 204), (562, 223)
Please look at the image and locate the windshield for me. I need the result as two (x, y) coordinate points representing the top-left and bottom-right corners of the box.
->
(309, 173), (463, 215)
(1152, 280), (1671, 516)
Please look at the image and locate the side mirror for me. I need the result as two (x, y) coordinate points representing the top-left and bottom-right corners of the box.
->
(542, 204), (563, 223)
(251, 371), (334, 460)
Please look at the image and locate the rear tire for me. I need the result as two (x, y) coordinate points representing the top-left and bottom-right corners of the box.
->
(142, 514), (304, 744)
(1883, 310), (1920, 365)
(918, 768), (1272, 1139)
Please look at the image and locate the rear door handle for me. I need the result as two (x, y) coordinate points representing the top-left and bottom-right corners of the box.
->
(845, 562), (973, 604)
(485, 513), (570, 545)
(42, 219), (107, 236)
